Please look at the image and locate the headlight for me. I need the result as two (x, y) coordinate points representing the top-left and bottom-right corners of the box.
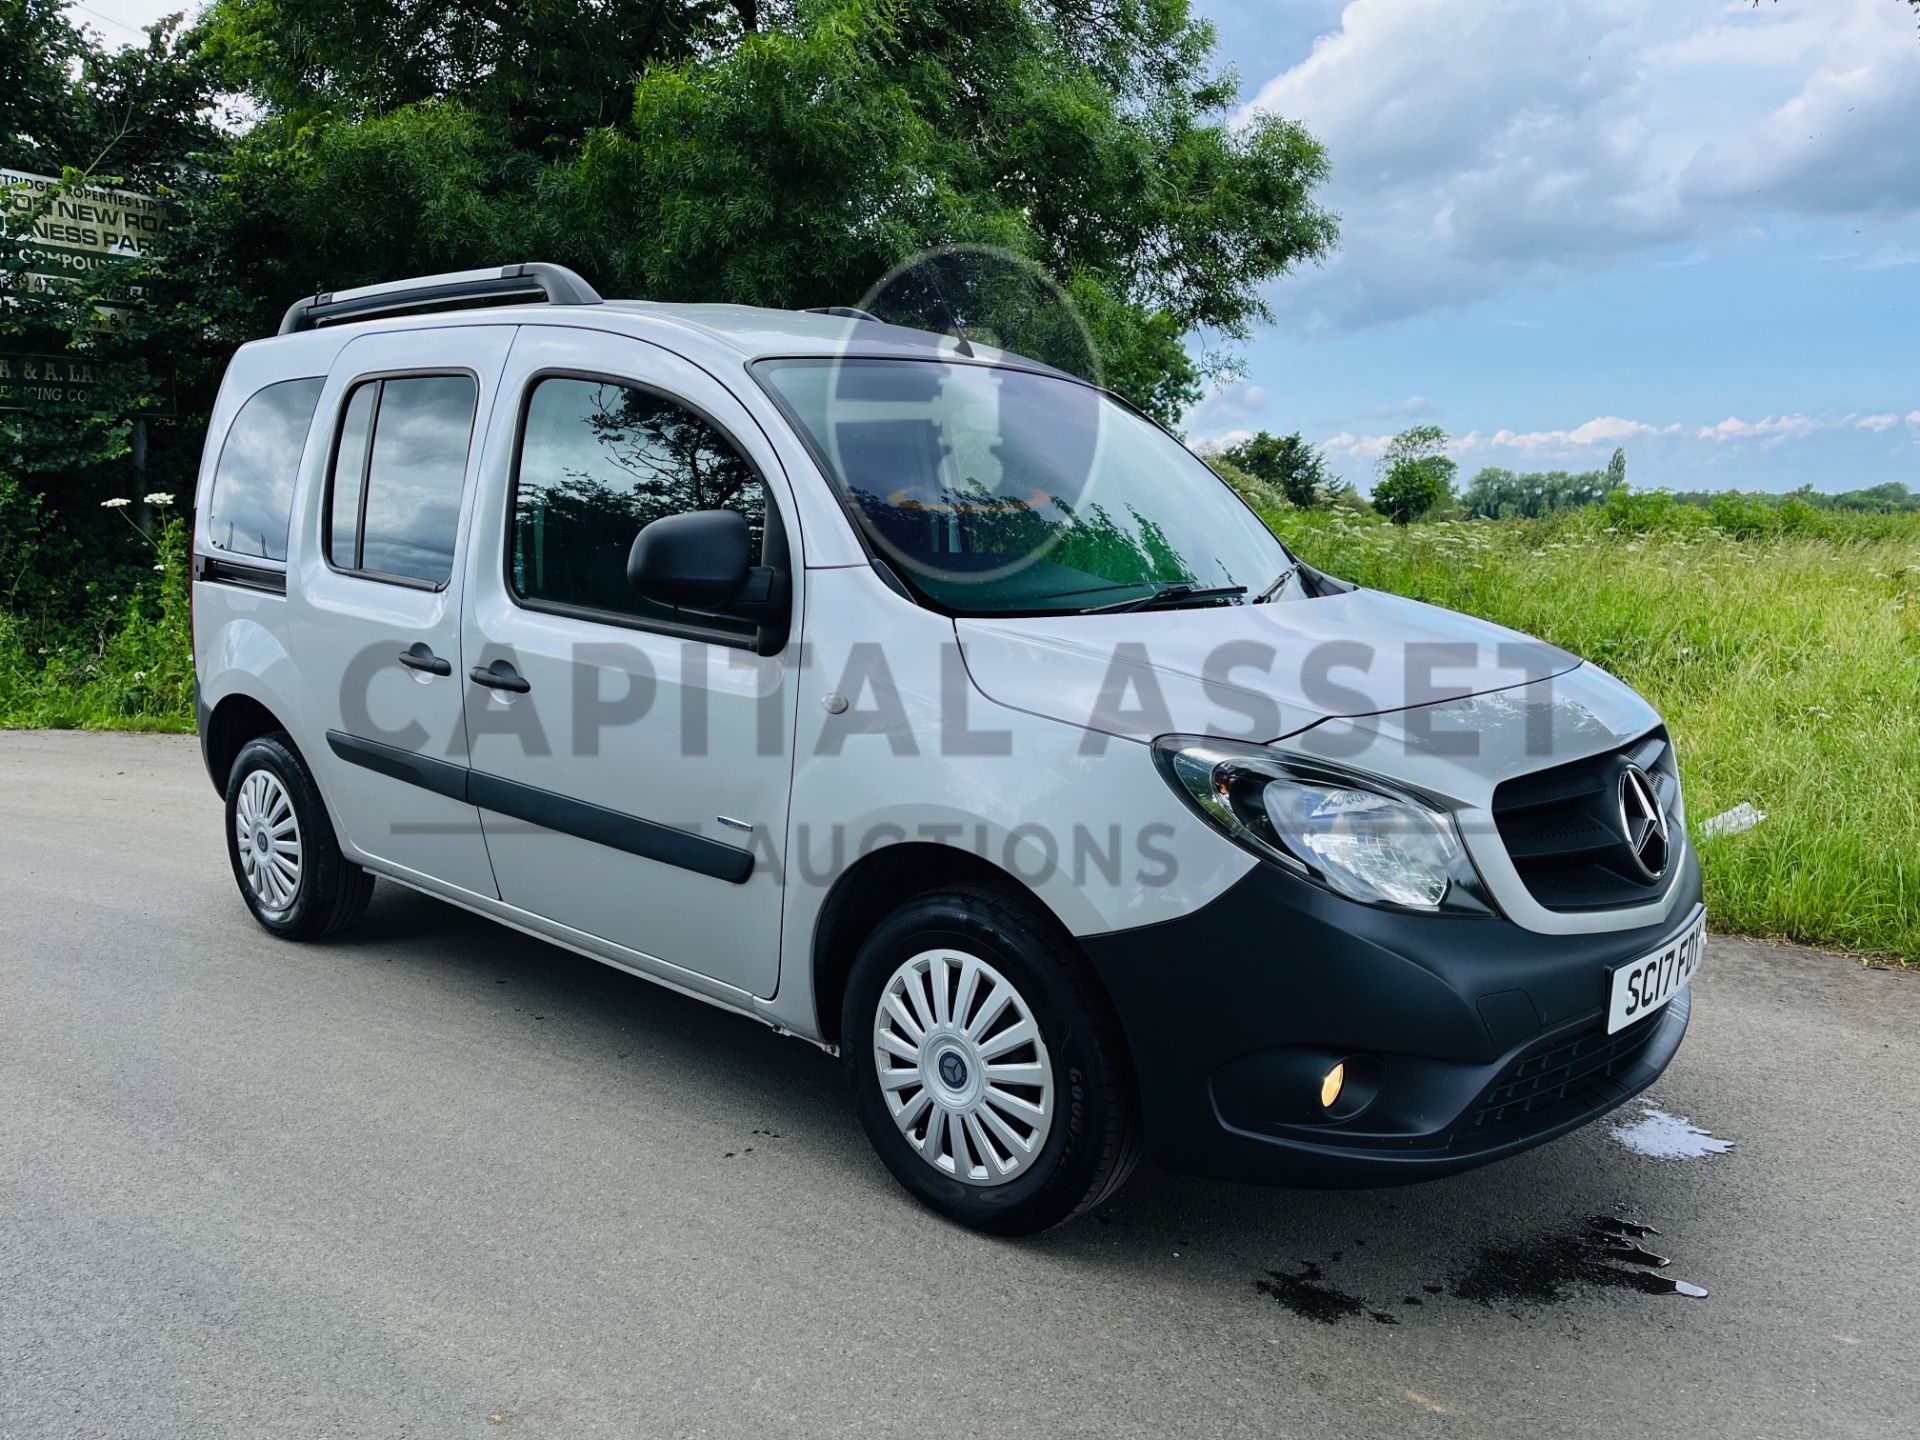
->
(1152, 736), (1494, 914)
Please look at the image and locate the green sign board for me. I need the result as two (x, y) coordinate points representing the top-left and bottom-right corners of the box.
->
(2, 170), (171, 416)
(4, 167), (166, 335)
(3, 168), (166, 274)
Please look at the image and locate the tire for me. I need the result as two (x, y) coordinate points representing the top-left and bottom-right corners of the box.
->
(224, 733), (374, 941)
(843, 883), (1142, 1235)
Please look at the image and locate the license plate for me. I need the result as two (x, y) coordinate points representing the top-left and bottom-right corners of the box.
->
(1606, 912), (1707, 1034)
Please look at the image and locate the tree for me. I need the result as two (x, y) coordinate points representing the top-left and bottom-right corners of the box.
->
(1371, 425), (1456, 524)
(1460, 457), (1627, 519)
(2, 10), (223, 512)
(190, 0), (1341, 423)
(0, 8), (225, 727)
(1215, 430), (1335, 508)
(1607, 446), (1627, 491)
(1371, 464), (1448, 526)
(3, 0), (1342, 719)
(0, 0), (88, 172)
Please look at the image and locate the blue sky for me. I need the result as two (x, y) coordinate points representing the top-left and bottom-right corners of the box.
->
(67, 0), (1920, 494)
(1187, 0), (1920, 493)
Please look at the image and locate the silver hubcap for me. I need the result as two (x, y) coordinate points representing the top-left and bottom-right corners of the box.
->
(234, 769), (301, 915)
(873, 949), (1054, 1187)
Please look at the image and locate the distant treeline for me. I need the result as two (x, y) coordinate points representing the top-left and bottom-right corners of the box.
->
(1207, 428), (1920, 525)
(1666, 481), (1920, 514)
(1467, 472), (1919, 521)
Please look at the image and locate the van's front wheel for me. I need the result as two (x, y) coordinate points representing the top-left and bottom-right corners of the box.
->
(843, 885), (1141, 1234)
(225, 734), (373, 941)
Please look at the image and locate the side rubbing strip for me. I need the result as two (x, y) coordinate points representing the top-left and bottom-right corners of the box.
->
(326, 730), (471, 802)
(466, 771), (755, 884)
(325, 731), (753, 883)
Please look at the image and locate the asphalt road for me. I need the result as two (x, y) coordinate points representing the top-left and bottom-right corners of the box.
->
(2, 731), (1915, 1439)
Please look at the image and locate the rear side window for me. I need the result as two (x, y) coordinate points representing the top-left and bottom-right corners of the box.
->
(326, 374), (478, 586)
(509, 376), (764, 634)
(205, 377), (325, 561)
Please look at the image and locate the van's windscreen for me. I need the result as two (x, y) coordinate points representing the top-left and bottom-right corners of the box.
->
(755, 359), (1292, 617)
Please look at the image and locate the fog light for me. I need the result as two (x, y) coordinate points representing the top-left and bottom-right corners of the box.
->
(1320, 1062), (1345, 1110)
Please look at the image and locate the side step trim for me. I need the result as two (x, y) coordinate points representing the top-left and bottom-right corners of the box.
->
(324, 730), (753, 884)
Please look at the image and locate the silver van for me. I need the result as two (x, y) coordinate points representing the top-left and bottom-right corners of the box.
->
(193, 264), (1704, 1233)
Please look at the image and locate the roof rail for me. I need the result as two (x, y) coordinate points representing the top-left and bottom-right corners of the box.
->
(801, 305), (883, 323)
(277, 263), (602, 336)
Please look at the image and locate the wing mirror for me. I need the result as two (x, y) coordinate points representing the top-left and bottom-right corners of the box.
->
(627, 510), (790, 646)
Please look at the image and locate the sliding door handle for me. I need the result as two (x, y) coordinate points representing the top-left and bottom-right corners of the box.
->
(470, 659), (531, 694)
(398, 643), (452, 676)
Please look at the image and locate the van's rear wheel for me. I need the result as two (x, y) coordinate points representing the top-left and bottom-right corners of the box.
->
(225, 734), (373, 940)
(843, 884), (1141, 1235)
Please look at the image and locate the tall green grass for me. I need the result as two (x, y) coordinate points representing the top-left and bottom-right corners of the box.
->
(0, 515), (193, 733)
(1263, 503), (1920, 963)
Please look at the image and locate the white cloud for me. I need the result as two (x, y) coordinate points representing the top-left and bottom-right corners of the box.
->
(1361, 395), (1434, 421)
(1908, 411), (1920, 426)
(1683, 5), (1920, 219)
(1320, 430), (1396, 466)
(1241, 0), (1920, 331)
(1458, 416), (1679, 455)
(1192, 428), (1258, 454)
(1649, 11), (1833, 69)
(1317, 407), (1894, 468)
(1863, 242), (1920, 269)
(1696, 414), (1823, 445)
(1184, 380), (1270, 441)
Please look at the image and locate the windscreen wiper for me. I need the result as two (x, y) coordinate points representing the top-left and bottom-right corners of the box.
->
(1253, 564), (1301, 603)
(1083, 582), (1248, 614)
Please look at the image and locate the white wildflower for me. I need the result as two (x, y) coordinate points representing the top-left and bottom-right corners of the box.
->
(101, 497), (131, 509)
(144, 492), (175, 506)
(153, 564), (166, 572)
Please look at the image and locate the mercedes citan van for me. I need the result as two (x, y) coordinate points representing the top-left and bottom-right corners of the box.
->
(192, 264), (1704, 1233)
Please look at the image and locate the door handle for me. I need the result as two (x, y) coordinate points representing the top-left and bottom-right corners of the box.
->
(398, 643), (452, 677)
(470, 659), (532, 694)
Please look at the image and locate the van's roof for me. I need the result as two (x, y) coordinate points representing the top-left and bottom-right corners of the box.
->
(259, 263), (1086, 382)
(257, 294), (1076, 382)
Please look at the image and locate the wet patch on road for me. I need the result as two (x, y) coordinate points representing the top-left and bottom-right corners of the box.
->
(1255, 1260), (1374, 1325)
(1609, 1103), (1736, 1160)
(1450, 1215), (1709, 1304)
(1255, 1213), (1707, 1324)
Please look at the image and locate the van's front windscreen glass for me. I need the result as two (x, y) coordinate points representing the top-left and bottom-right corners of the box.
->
(756, 358), (1292, 616)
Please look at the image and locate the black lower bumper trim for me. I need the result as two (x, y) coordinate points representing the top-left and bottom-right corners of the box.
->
(1079, 844), (1703, 1187)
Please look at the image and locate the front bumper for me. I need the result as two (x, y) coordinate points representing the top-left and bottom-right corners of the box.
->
(1079, 841), (1703, 1187)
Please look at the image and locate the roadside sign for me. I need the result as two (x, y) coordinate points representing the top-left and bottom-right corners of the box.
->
(0, 351), (106, 412)
(2, 168), (165, 331)
(2, 169), (165, 274)
(2, 171), (172, 420)
(0, 349), (171, 415)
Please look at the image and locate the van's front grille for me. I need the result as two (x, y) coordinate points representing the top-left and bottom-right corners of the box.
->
(1491, 729), (1681, 912)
